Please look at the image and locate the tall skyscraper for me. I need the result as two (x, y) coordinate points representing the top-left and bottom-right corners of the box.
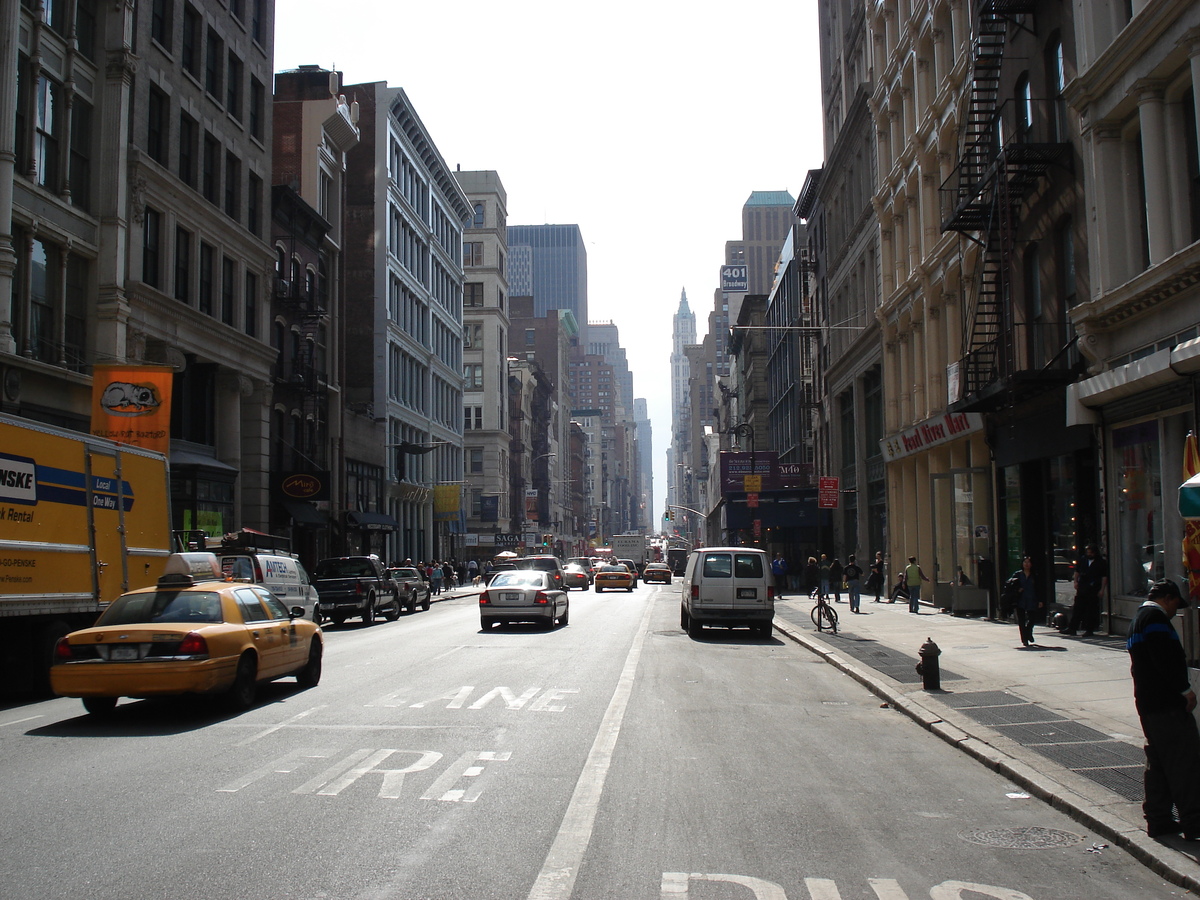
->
(507, 225), (588, 346)
(668, 290), (696, 520)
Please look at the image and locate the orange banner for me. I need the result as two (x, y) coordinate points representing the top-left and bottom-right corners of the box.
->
(90, 364), (174, 455)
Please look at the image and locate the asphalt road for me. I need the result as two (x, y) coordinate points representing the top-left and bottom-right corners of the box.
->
(0, 583), (1190, 900)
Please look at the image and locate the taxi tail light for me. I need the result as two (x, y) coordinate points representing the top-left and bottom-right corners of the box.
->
(479, 591), (491, 606)
(534, 591), (549, 605)
(53, 637), (75, 661)
(176, 632), (208, 656)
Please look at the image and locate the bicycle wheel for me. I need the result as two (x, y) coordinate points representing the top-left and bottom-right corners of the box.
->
(811, 601), (838, 633)
(824, 603), (839, 633)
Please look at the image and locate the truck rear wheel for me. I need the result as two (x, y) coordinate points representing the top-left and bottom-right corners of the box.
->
(362, 595), (376, 625)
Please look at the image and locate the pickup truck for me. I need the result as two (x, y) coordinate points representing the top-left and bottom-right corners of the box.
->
(312, 556), (401, 625)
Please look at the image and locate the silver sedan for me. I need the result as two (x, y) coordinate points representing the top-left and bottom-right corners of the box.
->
(479, 571), (570, 630)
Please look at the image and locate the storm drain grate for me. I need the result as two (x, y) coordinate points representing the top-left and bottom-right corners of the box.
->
(993, 720), (1114, 745)
(1078, 765), (1145, 803)
(1031, 740), (1146, 770)
(939, 690), (1027, 708)
(959, 825), (1083, 849)
(964, 704), (1068, 726)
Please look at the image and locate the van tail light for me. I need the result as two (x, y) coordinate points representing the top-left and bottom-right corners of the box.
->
(54, 637), (74, 661)
(534, 591), (549, 605)
(176, 632), (209, 656)
(768, 586), (775, 600)
(691, 585), (699, 599)
(479, 592), (491, 606)
(253, 558), (263, 581)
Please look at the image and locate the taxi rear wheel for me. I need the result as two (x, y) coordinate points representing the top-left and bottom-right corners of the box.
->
(297, 640), (322, 687)
(82, 696), (117, 716)
(228, 654), (258, 709)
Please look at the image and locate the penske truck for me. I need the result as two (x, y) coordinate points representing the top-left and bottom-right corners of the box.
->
(0, 415), (172, 694)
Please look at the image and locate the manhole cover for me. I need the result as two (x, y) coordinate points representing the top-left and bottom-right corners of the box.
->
(959, 826), (1083, 849)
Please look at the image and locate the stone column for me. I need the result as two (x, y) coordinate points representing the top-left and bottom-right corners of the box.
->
(1134, 79), (1173, 264)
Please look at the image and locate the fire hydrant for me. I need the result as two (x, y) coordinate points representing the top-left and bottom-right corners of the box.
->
(916, 637), (941, 691)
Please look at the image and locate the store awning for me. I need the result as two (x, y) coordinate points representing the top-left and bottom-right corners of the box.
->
(346, 510), (399, 531)
(1180, 473), (1200, 517)
(283, 499), (326, 527)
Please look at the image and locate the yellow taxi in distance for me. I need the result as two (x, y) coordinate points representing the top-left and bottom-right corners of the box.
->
(642, 562), (673, 584)
(594, 563), (635, 592)
(51, 553), (323, 716)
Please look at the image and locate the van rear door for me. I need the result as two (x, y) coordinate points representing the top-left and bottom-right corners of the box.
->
(731, 551), (770, 611)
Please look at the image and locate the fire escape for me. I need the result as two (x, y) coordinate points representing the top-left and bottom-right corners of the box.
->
(941, 1), (1073, 410)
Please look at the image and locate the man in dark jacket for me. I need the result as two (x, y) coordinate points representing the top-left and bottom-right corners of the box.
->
(1128, 579), (1200, 838)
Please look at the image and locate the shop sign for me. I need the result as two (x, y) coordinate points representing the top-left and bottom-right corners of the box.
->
(880, 411), (983, 461)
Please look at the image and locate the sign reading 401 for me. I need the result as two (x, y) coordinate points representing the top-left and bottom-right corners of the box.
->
(720, 264), (749, 293)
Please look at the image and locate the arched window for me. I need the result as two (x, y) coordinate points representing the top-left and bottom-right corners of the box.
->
(1046, 35), (1067, 141)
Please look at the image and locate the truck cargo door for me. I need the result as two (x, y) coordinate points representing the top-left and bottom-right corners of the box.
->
(87, 446), (130, 603)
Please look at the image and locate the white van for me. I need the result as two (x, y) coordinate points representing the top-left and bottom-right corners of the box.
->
(218, 552), (320, 622)
(680, 547), (774, 638)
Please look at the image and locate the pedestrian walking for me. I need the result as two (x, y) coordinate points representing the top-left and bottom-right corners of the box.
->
(819, 554), (832, 599)
(803, 556), (820, 598)
(869, 551), (885, 602)
(442, 560), (455, 589)
(829, 557), (844, 603)
(771, 553), (789, 598)
(844, 555), (863, 613)
(430, 562), (444, 595)
(1067, 543), (1108, 636)
(904, 556), (930, 614)
(1004, 555), (1042, 645)
(1127, 579), (1200, 839)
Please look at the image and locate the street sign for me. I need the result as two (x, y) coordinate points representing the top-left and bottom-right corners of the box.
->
(743, 474), (762, 492)
(818, 476), (840, 509)
(746, 492), (759, 508)
(720, 264), (749, 293)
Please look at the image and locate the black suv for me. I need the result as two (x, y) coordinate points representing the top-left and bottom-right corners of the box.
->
(312, 556), (401, 625)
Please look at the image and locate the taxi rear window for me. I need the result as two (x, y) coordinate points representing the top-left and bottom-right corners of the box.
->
(97, 591), (223, 625)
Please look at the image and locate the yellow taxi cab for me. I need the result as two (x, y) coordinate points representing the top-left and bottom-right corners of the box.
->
(594, 563), (635, 592)
(50, 553), (323, 715)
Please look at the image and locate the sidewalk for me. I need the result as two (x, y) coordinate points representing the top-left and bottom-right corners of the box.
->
(772, 593), (1200, 893)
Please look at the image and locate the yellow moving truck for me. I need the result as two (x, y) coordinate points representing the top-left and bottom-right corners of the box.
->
(0, 415), (172, 693)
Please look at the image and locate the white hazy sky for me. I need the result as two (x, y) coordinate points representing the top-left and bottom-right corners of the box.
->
(275, 0), (825, 525)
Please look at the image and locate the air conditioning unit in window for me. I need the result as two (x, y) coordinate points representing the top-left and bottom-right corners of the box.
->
(275, 278), (292, 297)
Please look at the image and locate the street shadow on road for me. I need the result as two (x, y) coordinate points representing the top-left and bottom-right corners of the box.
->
(23, 681), (320, 737)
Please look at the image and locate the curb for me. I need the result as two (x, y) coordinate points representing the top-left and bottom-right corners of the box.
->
(772, 616), (1200, 893)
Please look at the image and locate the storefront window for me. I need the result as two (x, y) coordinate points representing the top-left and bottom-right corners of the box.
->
(1113, 421), (1162, 596)
(1001, 466), (1022, 576)
(1046, 454), (1079, 606)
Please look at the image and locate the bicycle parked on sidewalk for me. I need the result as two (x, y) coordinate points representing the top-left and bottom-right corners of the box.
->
(811, 586), (838, 634)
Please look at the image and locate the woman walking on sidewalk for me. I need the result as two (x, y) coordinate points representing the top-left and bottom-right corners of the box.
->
(869, 551), (885, 602)
(1007, 555), (1043, 646)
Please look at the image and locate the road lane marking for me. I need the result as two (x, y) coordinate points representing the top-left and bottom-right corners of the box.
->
(0, 716), (43, 728)
(235, 705), (325, 746)
(526, 595), (655, 900)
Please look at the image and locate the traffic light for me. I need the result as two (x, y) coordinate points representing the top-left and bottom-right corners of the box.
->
(543, 533), (552, 548)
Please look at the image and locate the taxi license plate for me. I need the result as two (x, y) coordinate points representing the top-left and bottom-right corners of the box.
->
(111, 645), (139, 661)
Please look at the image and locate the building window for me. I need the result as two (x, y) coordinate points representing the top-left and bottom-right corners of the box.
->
(205, 28), (223, 100)
(464, 323), (481, 348)
(34, 74), (60, 191)
(174, 227), (191, 303)
(472, 202), (484, 228)
(247, 172), (261, 236)
(226, 52), (243, 120)
(1057, 218), (1077, 308)
(199, 242), (214, 315)
(249, 77), (264, 142)
(147, 87), (168, 164)
(525, 328), (536, 346)
(463, 364), (483, 389)
(464, 282), (483, 307)
(151, 0), (173, 49)
(181, 4), (200, 77)
(464, 241), (483, 267)
(244, 271), (257, 337)
(143, 208), (162, 288)
(179, 113), (197, 186)
(1015, 74), (1033, 140)
(221, 256), (235, 325)
(202, 133), (219, 203)
(468, 448), (483, 474)
(224, 151), (240, 219)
